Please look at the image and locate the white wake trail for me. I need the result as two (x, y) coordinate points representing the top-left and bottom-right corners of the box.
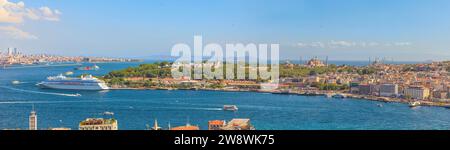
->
(0, 86), (81, 97)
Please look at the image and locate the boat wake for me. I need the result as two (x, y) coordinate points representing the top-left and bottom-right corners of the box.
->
(151, 106), (223, 111)
(11, 81), (28, 85)
(0, 86), (82, 97)
(0, 100), (85, 104)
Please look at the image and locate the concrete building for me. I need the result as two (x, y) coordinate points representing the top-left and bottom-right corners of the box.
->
(404, 86), (430, 100)
(79, 118), (118, 130)
(379, 84), (399, 97)
(432, 90), (448, 99)
(357, 84), (379, 95)
(447, 86), (450, 99)
(358, 84), (372, 95)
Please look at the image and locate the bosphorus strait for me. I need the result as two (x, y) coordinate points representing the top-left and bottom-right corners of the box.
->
(1, 62), (449, 130)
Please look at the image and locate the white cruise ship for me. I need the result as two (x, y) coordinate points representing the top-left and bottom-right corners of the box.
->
(37, 74), (109, 90)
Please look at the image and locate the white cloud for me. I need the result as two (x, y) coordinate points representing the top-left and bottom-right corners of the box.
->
(38, 6), (61, 21)
(0, 26), (37, 39)
(310, 42), (325, 48)
(0, 0), (61, 23)
(296, 40), (412, 49)
(0, 0), (61, 40)
(393, 42), (412, 46)
(0, 0), (24, 23)
(329, 40), (357, 48)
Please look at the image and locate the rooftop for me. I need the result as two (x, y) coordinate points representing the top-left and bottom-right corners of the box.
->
(170, 125), (200, 130)
(220, 118), (254, 130)
(79, 118), (117, 126)
(208, 120), (225, 126)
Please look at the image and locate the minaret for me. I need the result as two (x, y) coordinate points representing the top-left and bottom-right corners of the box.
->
(151, 119), (161, 130)
(186, 116), (191, 126)
(29, 105), (37, 130)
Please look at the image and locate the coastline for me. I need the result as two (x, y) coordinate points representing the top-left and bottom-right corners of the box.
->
(108, 87), (450, 109)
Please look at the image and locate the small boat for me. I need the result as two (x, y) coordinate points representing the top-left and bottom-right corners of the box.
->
(223, 105), (238, 111)
(325, 93), (333, 98)
(65, 71), (74, 76)
(103, 111), (114, 115)
(409, 101), (421, 108)
(332, 94), (346, 99)
(272, 90), (292, 95)
(74, 65), (100, 71)
(377, 104), (384, 107)
(11, 80), (21, 85)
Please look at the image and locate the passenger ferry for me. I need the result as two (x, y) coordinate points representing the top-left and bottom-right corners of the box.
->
(223, 105), (239, 111)
(409, 101), (421, 108)
(37, 74), (109, 90)
(332, 94), (347, 99)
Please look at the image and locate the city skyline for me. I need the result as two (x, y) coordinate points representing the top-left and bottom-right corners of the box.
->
(1, 0), (450, 61)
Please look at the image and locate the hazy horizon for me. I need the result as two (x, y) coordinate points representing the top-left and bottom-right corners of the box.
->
(1, 0), (450, 61)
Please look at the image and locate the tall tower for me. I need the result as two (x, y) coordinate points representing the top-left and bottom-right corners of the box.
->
(29, 106), (37, 130)
(7, 48), (12, 56)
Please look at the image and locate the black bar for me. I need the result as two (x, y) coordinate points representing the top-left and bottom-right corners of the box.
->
(0, 131), (449, 147)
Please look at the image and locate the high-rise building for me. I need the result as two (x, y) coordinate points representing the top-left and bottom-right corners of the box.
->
(7, 48), (12, 56)
(29, 107), (37, 130)
(79, 118), (118, 130)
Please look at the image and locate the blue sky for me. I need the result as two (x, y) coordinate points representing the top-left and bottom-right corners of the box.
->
(1, 0), (449, 61)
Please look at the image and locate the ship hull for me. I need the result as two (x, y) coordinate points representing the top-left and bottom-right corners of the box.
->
(38, 82), (109, 90)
